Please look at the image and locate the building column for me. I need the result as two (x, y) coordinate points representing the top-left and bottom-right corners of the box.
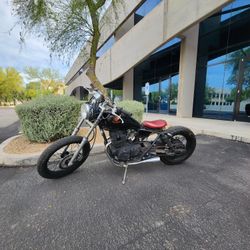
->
(177, 24), (200, 118)
(123, 69), (134, 100)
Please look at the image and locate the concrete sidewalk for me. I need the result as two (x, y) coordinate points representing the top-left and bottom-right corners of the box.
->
(144, 113), (250, 143)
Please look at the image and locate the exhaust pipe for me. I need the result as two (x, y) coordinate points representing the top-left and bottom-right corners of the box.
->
(128, 157), (160, 166)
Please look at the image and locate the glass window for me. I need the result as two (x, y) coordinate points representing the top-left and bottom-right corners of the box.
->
(221, 0), (250, 21)
(148, 82), (160, 112)
(135, 0), (162, 19)
(154, 38), (181, 54)
(96, 35), (115, 58)
(207, 54), (227, 66)
(134, 37), (180, 114)
(240, 58), (250, 114)
(170, 74), (179, 113)
(197, 48), (248, 120)
(194, 0), (250, 121)
(135, 0), (162, 24)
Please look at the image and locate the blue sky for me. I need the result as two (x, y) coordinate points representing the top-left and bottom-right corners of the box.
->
(0, 0), (71, 83)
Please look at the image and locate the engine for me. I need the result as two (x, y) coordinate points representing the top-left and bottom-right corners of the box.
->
(109, 130), (142, 162)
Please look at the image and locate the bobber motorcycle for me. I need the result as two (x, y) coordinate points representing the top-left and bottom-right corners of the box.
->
(37, 89), (196, 184)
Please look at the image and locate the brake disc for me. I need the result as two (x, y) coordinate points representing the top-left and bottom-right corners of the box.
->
(59, 154), (74, 169)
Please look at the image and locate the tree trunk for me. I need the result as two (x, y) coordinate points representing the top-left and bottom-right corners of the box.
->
(86, 0), (107, 97)
(86, 66), (107, 95)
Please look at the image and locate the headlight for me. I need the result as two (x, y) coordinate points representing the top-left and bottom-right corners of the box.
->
(81, 103), (90, 119)
(93, 91), (103, 102)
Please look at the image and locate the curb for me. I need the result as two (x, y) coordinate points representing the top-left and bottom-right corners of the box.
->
(190, 128), (250, 144)
(0, 135), (105, 168)
(0, 136), (41, 167)
(0, 129), (249, 168)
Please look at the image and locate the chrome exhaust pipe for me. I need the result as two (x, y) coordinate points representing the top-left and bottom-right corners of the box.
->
(128, 157), (160, 166)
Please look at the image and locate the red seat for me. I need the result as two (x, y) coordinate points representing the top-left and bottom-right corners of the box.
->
(142, 119), (167, 129)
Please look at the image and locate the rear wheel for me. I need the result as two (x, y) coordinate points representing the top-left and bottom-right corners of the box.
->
(37, 136), (90, 179)
(160, 126), (196, 165)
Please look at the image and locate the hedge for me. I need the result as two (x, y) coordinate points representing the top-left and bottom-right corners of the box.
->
(117, 100), (144, 122)
(16, 95), (81, 143)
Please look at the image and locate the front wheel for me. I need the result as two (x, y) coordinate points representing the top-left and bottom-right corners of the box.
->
(37, 136), (90, 179)
(160, 126), (196, 165)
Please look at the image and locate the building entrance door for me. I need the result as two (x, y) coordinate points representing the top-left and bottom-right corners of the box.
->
(234, 54), (250, 122)
(159, 75), (179, 114)
(159, 78), (170, 113)
(145, 74), (178, 114)
(159, 74), (179, 114)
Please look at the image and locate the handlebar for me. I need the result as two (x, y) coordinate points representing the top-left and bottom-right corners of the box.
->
(116, 107), (132, 117)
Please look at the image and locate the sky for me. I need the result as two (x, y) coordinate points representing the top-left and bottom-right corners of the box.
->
(0, 0), (71, 83)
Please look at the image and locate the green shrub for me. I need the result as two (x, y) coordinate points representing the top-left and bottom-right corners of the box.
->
(117, 100), (144, 122)
(16, 95), (81, 142)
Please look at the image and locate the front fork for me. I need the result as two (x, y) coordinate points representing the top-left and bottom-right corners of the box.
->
(71, 117), (85, 137)
(68, 108), (105, 167)
(60, 117), (85, 158)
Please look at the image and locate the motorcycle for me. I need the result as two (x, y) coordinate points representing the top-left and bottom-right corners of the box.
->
(37, 89), (196, 184)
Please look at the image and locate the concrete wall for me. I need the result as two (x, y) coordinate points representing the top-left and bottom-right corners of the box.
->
(115, 14), (135, 41)
(66, 0), (232, 95)
(177, 24), (200, 118)
(123, 69), (134, 100)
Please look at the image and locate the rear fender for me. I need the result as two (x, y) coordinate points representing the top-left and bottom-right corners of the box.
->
(156, 126), (194, 145)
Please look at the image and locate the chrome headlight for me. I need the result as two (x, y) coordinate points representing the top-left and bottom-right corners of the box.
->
(93, 91), (103, 102)
(81, 103), (90, 119)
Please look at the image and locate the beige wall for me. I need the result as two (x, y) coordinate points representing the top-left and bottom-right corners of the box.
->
(66, 0), (232, 95)
(123, 69), (134, 100)
(115, 14), (135, 41)
(65, 0), (143, 84)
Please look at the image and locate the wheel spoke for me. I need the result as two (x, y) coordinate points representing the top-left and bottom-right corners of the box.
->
(47, 143), (82, 172)
(167, 135), (187, 157)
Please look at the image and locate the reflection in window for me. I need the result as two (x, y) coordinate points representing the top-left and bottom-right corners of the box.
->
(141, 75), (179, 114)
(194, 0), (250, 121)
(221, 0), (250, 21)
(170, 74), (179, 113)
(135, 37), (180, 114)
(203, 63), (235, 119)
(148, 82), (160, 112)
(96, 35), (115, 58)
(154, 38), (181, 54)
(135, 0), (162, 24)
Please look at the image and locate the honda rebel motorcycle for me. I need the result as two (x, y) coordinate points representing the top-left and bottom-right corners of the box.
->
(37, 89), (196, 184)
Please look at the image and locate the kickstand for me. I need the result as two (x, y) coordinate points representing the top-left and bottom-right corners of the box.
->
(122, 164), (128, 185)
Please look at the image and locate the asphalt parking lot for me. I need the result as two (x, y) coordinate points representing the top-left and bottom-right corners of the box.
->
(0, 135), (250, 250)
(0, 108), (20, 143)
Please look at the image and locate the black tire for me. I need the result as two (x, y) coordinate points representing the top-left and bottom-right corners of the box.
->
(160, 126), (196, 165)
(37, 136), (90, 179)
